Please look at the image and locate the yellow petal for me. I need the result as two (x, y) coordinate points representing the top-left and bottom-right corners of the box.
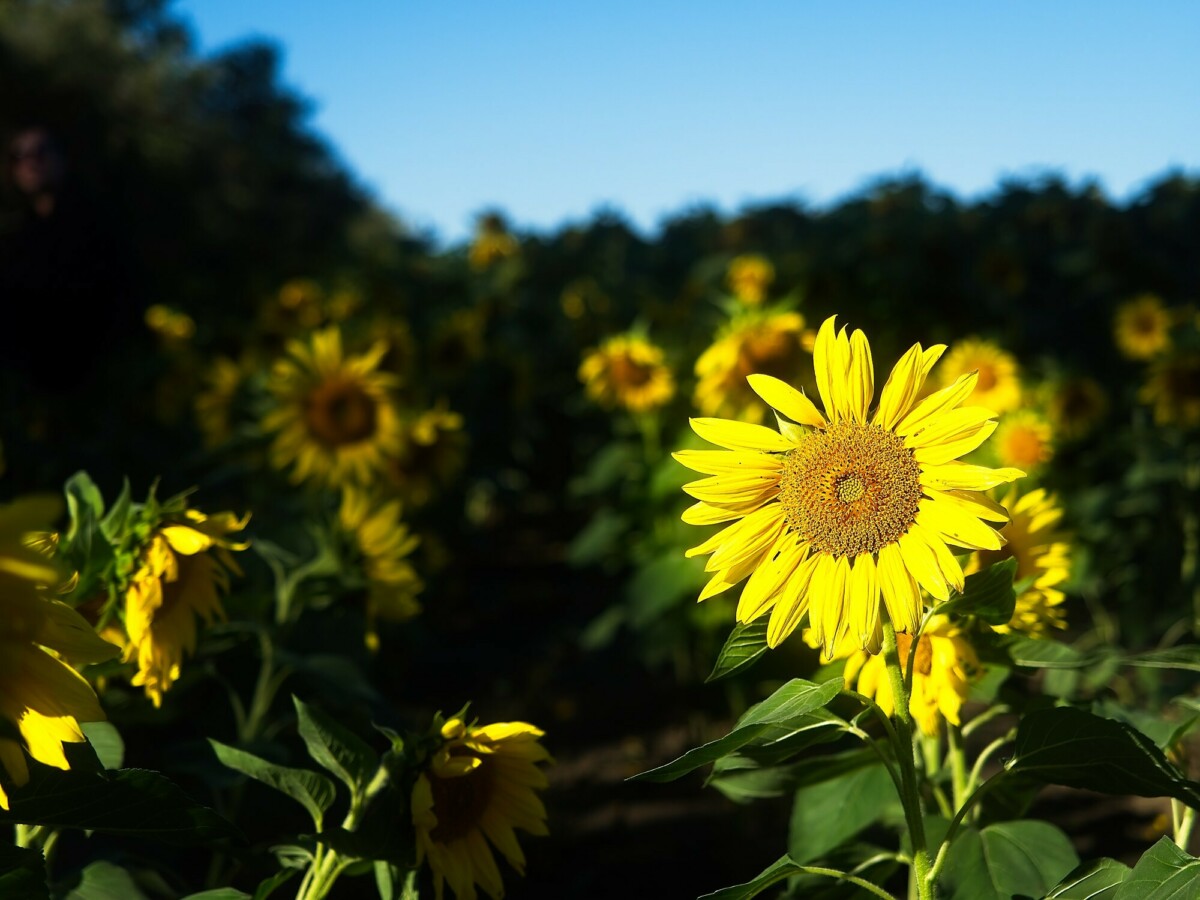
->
(673, 450), (780, 476)
(846, 329), (874, 424)
(737, 536), (807, 623)
(898, 529), (949, 602)
(747, 375), (827, 427)
(849, 553), (880, 647)
(690, 418), (795, 452)
(896, 372), (979, 437)
(917, 497), (1004, 551)
(765, 553), (820, 647)
(878, 543), (921, 633)
(812, 316), (841, 423)
(921, 463), (1025, 491)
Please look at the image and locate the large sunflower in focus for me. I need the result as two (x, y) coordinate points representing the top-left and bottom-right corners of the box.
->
(694, 310), (812, 424)
(264, 327), (402, 488)
(578, 334), (675, 414)
(936, 338), (1021, 414)
(124, 509), (248, 707)
(413, 717), (551, 900)
(677, 316), (1023, 652)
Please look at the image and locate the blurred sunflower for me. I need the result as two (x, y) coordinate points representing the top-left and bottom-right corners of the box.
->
(1140, 353), (1200, 428)
(1114, 293), (1172, 360)
(677, 316), (1023, 653)
(339, 487), (423, 651)
(726, 254), (775, 306)
(386, 404), (468, 507)
(144, 304), (196, 344)
(0, 498), (119, 808)
(124, 508), (248, 707)
(694, 310), (812, 424)
(969, 487), (1070, 637)
(936, 338), (1021, 414)
(264, 327), (402, 488)
(994, 411), (1054, 472)
(1046, 377), (1108, 441)
(469, 214), (519, 271)
(413, 716), (551, 900)
(262, 278), (326, 336)
(578, 334), (675, 414)
(195, 356), (246, 448)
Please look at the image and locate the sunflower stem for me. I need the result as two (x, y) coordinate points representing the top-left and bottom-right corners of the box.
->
(882, 619), (933, 900)
(1176, 802), (1196, 851)
(947, 724), (969, 811)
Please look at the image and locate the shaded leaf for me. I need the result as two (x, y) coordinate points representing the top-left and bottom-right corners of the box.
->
(209, 739), (336, 829)
(789, 764), (897, 863)
(0, 843), (47, 900)
(1005, 637), (1097, 669)
(1114, 836), (1200, 899)
(63, 861), (149, 900)
(81, 721), (124, 770)
(938, 558), (1017, 625)
(941, 820), (1079, 900)
(699, 855), (802, 900)
(293, 696), (377, 796)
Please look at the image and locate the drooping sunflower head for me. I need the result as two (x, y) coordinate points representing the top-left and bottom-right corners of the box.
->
(1140, 353), (1200, 429)
(993, 410), (1054, 473)
(579, 334), (675, 414)
(123, 507), (249, 708)
(412, 715), (551, 900)
(936, 338), (1021, 414)
(1114, 293), (1172, 360)
(385, 404), (468, 507)
(1046, 377), (1108, 442)
(969, 486), (1070, 637)
(676, 315), (1024, 654)
(694, 310), (813, 424)
(263, 327), (403, 488)
(726, 254), (775, 306)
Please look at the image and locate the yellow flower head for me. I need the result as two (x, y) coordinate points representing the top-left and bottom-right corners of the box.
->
(0, 498), (119, 808)
(969, 487), (1070, 637)
(1114, 294), (1172, 360)
(1140, 353), (1200, 429)
(263, 327), (403, 488)
(936, 338), (1021, 414)
(726, 254), (775, 306)
(994, 411), (1054, 473)
(386, 404), (468, 507)
(676, 315), (1023, 654)
(694, 311), (811, 425)
(1047, 377), (1108, 442)
(578, 334), (675, 414)
(144, 305), (196, 343)
(195, 356), (247, 449)
(469, 214), (519, 271)
(339, 487), (423, 650)
(124, 508), (248, 707)
(413, 717), (552, 900)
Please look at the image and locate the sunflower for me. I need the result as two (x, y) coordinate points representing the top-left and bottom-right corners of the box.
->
(144, 304), (196, 344)
(413, 717), (551, 900)
(263, 327), (403, 488)
(1140, 353), (1200, 428)
(195, 356), (246, 448)
(469, 214), (519, 271)
(935, 338), (1021, 414)
(1114, 294), (1172, 360)
(694, 310), (812, 425)
(676, 315), (1023, 653)
(994, 411), (1054, 473)
(578, 334), (675, 414)
(726, 254), (775, 306)
(1046, 377), (1108, 441)
(386, 404), (468, 507)
(123, 508), (248, 707)
(0, 498), (119, 808)
(969, 487), (1070, 637)
(339, 487), (423, 650)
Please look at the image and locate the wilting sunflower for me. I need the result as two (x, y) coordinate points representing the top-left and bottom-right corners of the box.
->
(339, 487), (423, 650)
(386, 404), (468, 507)
(820, 615), (979, 736)
(264, 327), (403, 488)
(413, 716), (551, 900)
(1114, 294), (1172, 360)
(726, 254), (775, 306)
(694, 310), (812, 424)
(1140, 353), (1200, 428)
(936, 338), (1021, 414)
(994, 410), (1054, 473)
(0, 498), (119, 808)
(1046, 377), (1108, 441)
(578, 334), (675, 414)
(677, 315), (1023, 653)
(969, 487), (1070, 637)
(124, 508), (248, 707)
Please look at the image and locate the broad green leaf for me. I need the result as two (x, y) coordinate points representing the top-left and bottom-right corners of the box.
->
(63, 862), (149, 900)
(82, 721), (125, 770)
(0, 764), (239, 844)
(1114, 836), (1200, 899)
(1047, 857), (1132, 898)
(1125, 646), (1200, 673)
(1008, 707), (1200, 805)
(940, 820), (1079, 900)
(0, 843), (47, 900)
(789, 764), (897, 863)
(938, 558), (1017, 625)
(708, 620), (769, 682)
(293, 696), (377, 795)
(1006, 637), (1097, 669)
(700, 855), (802, 900)
(630, 725), (772, 783)
(711, 710), (846, 773)
(209, 739), (336, 829)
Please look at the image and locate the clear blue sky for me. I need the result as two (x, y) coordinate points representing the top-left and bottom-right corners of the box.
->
(177, 1), (1198, 245)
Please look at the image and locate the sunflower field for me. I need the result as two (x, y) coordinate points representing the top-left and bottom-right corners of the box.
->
(4, 3), (1200, 899)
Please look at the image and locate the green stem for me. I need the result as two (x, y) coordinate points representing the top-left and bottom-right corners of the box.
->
(963, 732), (1013, 798)
(947, 724), (969, 811)
(882, 620), (932, 900)
(793, 866), (899, 900)
(1176, 802), (1196, 851)
(927, 773), (1007, 887)
(297, 764), (392, 900)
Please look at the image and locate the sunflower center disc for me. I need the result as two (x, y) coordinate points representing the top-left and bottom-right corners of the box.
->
(777, 421), (922, 558)
(609, 353), (653, 388)
(429, 751), (496, 843)
(305, 380), (379, 447)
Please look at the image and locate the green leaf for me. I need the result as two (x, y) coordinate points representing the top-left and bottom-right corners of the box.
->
(938, 558), (1017, 625)
(1125, 646), (1200, 673)
(99, 479), (133, 539)
(293, 696), (377, 796)
(1008, 707), (1200, 805)
(631, 678), (843, 782)
(1006, 637), (1098, 669)
(209, 739), (336, 829)
(81, 721), (125, 770)
(1114, 836), (1200, 899)
(64, 471), (105, 536)
(0, 764), (239, 844)
(1047, 858), (1132, 898)
(789, 764), (897, 863)
(63, 862), (150, 900)
(699, 855), (802, 900)
(0, 843), (47, 900)
(940, 820), (1079, 900)
(180, 891), (252, 900)
(708, 620), (769, 682)
(565, 508), (627, 565)
(252, 869), (298, 900)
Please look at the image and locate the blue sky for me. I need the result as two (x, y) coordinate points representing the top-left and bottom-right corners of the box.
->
(177, 1), (1198, 245)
